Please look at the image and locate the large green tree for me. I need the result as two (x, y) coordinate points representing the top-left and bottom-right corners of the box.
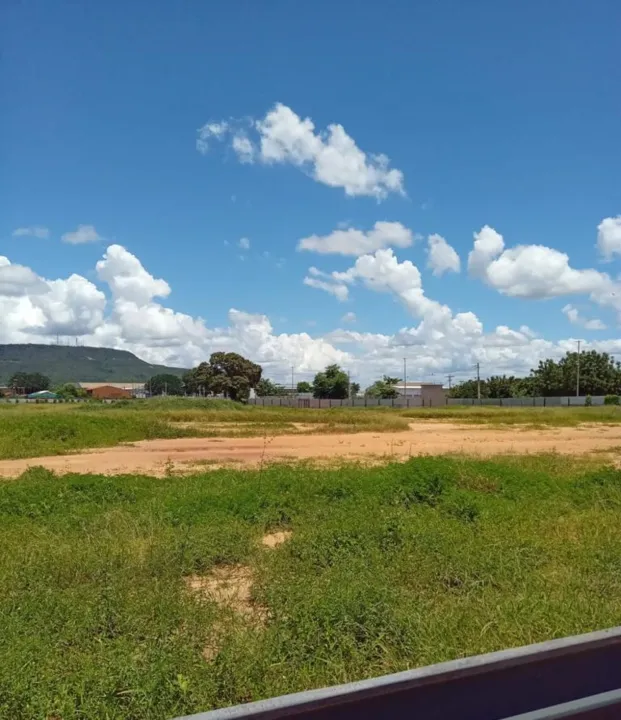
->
(365, 375), (401, 399)
(558, 351), (619, 396)
(312, 364), (350, 399)
(296, 381), (312, 393)
(183, 352), (262, 402)
(9, 372), (50, 394)
(147, 373), (184, 396)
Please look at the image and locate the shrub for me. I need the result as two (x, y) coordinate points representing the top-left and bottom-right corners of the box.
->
(604, 395), (620, 405)
(585, 395), (593, 407)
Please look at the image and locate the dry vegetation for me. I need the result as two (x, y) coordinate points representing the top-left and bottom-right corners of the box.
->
(1, 398), (621, 461)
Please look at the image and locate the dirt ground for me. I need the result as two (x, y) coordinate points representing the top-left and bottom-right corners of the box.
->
(2, 422), (621, 477)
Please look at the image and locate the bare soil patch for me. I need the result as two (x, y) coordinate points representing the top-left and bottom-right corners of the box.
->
(184, 564), (266, 662)
(2, 422), (621, 477)
(185, 566), (259, 617)
(261, 530), (292, 548)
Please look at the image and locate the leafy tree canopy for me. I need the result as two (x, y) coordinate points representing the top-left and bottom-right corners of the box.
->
(53, 383), (87, 399)
(183, 352), (262, 402)
(365, 375), (401, 399)
(448, 350), (621, 398)
(9, 372), (50, 394)
(148, 373), (184, 396)
(312, 364), (350, 399)
(296, 381), (312, 393)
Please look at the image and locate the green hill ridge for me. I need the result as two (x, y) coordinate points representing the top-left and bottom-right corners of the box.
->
(0, 344), (187, 385)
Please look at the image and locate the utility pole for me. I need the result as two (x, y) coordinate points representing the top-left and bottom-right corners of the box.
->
(476, 362), (481, 400)
(291, 366), (294, 395)
(347, 370), (351, 402)
(403, 357), (407, 404)
(576, 340), (581, 397)
(446, 374), (454, 390)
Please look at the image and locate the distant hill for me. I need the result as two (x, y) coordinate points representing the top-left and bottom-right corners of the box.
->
(0, 344), (188, 385)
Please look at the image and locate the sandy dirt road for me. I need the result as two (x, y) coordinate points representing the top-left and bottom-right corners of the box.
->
(1, 422), (621, 477)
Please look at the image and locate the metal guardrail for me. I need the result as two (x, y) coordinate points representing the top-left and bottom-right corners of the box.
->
(505, 689), (621, 719)
(173, 626), (621, 720)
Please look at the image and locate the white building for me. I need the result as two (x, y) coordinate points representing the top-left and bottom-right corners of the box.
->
(395, 381), (446, 405)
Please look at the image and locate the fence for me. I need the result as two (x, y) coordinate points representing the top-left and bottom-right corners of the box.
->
(249, 395), (618, 408)
(173, 625), (621, 720)
(0, 397), (119, 405)
(248, 396), (441, 408)
(447, 396), (615, 407)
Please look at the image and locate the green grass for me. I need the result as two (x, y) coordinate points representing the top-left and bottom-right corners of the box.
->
(402, 405), (621, 425)
(1, 455), (621, 718)
(0, 399), (620, 461)
(0, 411), (203, 460)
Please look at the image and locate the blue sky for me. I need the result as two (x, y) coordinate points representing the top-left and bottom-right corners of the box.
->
(2, 0), (621, 384)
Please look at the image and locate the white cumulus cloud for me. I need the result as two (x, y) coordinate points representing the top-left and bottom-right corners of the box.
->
(238, 237), (250, 250)
(562, 304), (606, 330)
(426, 234), (460, 276)
(198, 103), (405, 200)
(597, 216), (621, 260)
(62, 224), (102, 245)
(468, 225), (612, 299)
(298, 221), (413, 256)
(7, 238), (621, 386)
(196, 121), (229, 154)
(303, 274), (349, 302)
(0, 245), (354, 375)
(341, 312), (357, 323)
(96, 244), (170, 304)
(0, 257), (48, 296)
(232, 133), (255, 163)
(12, 226), (50, 239)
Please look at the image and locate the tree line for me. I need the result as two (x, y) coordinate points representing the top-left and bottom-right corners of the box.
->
(256, 366), (401, 399)
(4, 359), (406, 401)
(449, 350), (621, 398)
(7, 349), (619, 402)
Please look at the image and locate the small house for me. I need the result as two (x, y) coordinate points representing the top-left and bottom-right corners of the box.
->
(394, 382), (446, 406)
(86, 385), (133, 400)
(79, 382), (144, 399)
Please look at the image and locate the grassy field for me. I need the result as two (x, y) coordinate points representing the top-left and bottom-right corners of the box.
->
(0, 398), (620, 461)
(1, 454), (621, 719)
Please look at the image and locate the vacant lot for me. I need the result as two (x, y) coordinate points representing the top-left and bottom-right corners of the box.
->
(1, 455), (621, 719)
(1, 399), (621, 461)
(2, 421), (621, 477)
